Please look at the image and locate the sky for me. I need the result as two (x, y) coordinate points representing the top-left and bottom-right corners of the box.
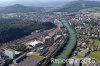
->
(0, 0), (74, 6)
(0, 0), (100, 6)
(0, 0), (72, 2)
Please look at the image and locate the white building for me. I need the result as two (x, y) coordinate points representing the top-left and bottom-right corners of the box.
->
(4, 49), (15, 59)
(27, 40), (43, 47)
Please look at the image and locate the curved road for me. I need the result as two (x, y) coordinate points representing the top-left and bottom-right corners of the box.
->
(49, 18), (77, 66)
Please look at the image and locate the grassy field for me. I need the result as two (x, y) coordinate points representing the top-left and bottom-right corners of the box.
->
(94, 40), (100, 46)
(80, 7), (100, 17)
(80, 7), (100, 13)
(76, 55), (83, 58)
(88, 51), (100, 62)
(90, 39), (100, 46)
(83, 64), (87, 66)
(91, 13), (100, 17)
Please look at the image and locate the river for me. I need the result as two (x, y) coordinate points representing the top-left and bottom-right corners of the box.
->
(49, 18), (77, 66)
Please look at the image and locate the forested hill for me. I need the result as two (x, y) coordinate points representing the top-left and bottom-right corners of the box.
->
(0, 4), (45, 13)
(54, 1), (100, 12)
(0, 19), (56, 43)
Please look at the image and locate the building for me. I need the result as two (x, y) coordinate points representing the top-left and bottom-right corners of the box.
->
(27, 40), (43, 47)
(13, 53), (27, 64)
(13, 53), (45, 66)
(4, 49), (15, 59)
(66, 58), (80, 66)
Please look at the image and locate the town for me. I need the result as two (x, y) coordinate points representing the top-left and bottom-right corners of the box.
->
(66, 12), (100, 66)
(0, 0), (100, 66)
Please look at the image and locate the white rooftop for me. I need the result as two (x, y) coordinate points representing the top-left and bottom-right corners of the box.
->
(28, 40), (42, 47)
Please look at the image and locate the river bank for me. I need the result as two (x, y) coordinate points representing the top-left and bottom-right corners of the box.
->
(49, 17), (77, 66)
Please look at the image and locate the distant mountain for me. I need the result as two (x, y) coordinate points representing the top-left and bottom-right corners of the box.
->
(0, 4), (45, 13)
(0, 7), (4, 10)
(54, 1), (100, 12)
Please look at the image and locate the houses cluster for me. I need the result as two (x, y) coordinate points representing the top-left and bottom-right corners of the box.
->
(0, 12), (56, 23)
(67, 12), (100, 66)
(69, 12), (100, 39)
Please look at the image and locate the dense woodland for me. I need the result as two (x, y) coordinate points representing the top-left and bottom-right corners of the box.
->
(0, 19), (56, 43)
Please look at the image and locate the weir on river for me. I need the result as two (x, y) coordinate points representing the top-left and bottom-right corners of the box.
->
(49, 18), (77, 66)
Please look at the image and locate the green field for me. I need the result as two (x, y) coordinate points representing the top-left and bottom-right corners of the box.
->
(76, 55), (83, 58)
(83, 64), (87, 66)
(94, 40), (100, 46)
(88, 51), (100, 62)
(80, 7), (100, 13)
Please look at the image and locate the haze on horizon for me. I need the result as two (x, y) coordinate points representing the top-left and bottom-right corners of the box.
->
(0, 0), (100, 7)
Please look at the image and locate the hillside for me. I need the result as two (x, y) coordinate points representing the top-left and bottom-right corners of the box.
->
(0, 19), (56, 43)
(0, 4), (45, 13)
(54, 1), (100, 12)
